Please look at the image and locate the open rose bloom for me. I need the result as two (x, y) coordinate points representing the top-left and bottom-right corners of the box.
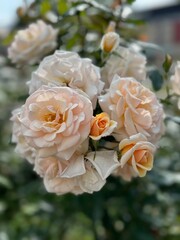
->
(8, 20), (58, 66)
(10, 23), (166, 195)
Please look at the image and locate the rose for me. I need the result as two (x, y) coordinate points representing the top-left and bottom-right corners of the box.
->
(42, 155), (106, 195)
(90, 112), (117, 140)
(17, 86), (93, 160)
(8, 20), (58, 65)
(171, 61), (180, 109)
(29, 50), (104, 108)
(100, 32), (120, 53)
(99, 75), (164, 143)
(41, 150), (119, 195)
(101, 46), (146, 87)
(11, 108), (36, 164)
(117, 133), (156, 178)
(39, 154), (104, 195)
(35, 153), (86, 195)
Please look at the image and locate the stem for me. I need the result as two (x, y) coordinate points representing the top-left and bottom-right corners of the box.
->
(92, 140), (99, 151)
(164, 72), (170, 98)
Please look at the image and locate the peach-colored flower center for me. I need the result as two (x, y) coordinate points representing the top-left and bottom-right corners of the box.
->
(122, 145), (149, 166)
(38, 105), (66, 129)
(44, 112), (63, 124)
(98, 119), (107, 129)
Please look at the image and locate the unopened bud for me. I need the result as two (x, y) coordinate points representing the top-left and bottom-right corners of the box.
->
(100, 32), (120, 53)
(106, 21), (116, 33)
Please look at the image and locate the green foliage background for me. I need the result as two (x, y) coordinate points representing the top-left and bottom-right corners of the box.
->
(0, 1), (180, 239)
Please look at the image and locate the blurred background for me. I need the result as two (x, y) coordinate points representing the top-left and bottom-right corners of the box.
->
(0, 0), (180, 240)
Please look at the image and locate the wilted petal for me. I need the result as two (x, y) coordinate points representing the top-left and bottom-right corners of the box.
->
(60, 155), (86, 178)
(86, 151), (120, 180)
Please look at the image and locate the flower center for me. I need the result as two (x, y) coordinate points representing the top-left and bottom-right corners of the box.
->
(98, 119), (107, 128)
(44, 112), (64, 125)
(45, 113), (56, 122)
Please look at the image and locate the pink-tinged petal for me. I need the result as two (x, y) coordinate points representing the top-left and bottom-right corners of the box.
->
(33, 137), (54, 148)
(58, 134), (80, 152)
(124, 108), (137, 136)
(126, 90), (141, 111)
(133, 108), (152, 129)
(44, 176), (78, 195)
(56, 145), (78, 160)
(38, 146), (57, 158)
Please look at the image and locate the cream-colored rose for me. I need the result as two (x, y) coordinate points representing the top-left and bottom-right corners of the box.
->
(118, 133), (156, 177)
(99, 76), (164, 143)
(11, 108), (36, 164)
(8, 20), (58, 65)
(171, 61), (180, 109)
(29, 50), (104, 108)
(17, 86), (93, 160)
(90, 112), (117, 140)
(41, 154), (104, 195)
(101, 46), (146, 87)
(40, 150), (119, 195)
(100, 32), (120, 53)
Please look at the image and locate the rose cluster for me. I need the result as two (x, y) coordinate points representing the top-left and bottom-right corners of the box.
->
(10, 20), (167, 195)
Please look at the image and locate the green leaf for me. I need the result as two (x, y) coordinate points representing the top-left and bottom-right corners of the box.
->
(162, 54), (173, 73)
(0, 175), (12, 189)
(2, 32), (16, 46)
(127, 0), (136, 4)
(125, 18), (145, 25)
(149, 69), (164, 91)
(40, 0), (51, 15)
(57, 0), (69, 15)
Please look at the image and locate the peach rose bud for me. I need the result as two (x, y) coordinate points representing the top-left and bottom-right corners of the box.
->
(100, 32), (120, 53)
(90, 112), (117, 140)
(119, 133), (156, 177)
(106, 21), (116, 33)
